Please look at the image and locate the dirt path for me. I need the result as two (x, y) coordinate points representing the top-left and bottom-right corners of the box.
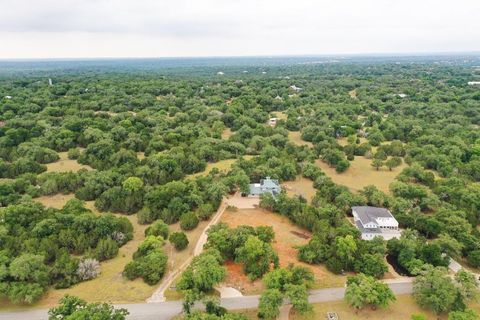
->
(147, 201), (228, 303)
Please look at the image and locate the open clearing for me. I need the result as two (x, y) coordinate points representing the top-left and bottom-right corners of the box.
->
(288, 131), (313, 148)
(290, 294), (480, 320)
(46, 152), (92, 173)
(187, 156), (255, 179)
(271, 111), (288, 120)
(222, 128), (234, 140)
(283, 176), (316, 202)
(220, 208), (346, 294)
(34, 193), (76, 209)
(348, 89), (358, 99)
(316, 156), (407, 194)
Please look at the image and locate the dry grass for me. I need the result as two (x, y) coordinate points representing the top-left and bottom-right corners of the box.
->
(271, 111), (288, 120)
(34, 193), (76, 209)
(348, 89), (358, 99)
(222, 128), (234, 140)
(288, 131), (313, 148)
(291, 295), (480, 320)
(283, 176), (317, 203)
(46, 152), (92, 173)
(316, 156), (407, 194)
(220, 208), (346, 294)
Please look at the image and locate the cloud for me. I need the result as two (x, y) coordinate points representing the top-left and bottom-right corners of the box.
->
(0, 0), (479, 58)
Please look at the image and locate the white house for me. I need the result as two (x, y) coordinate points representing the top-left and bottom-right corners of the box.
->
(468, 81), (480, 86)
(289, 85), (302, 92)
(352, 206), (401, 240)
(268, 118), (278, 126)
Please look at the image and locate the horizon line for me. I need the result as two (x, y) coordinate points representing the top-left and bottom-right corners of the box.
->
(1, 50), (480, 62)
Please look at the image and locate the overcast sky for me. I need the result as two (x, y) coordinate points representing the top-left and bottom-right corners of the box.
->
(1, 0), (479, 59)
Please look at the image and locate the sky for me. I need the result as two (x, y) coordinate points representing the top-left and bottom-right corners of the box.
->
(0, 0), (479, 59)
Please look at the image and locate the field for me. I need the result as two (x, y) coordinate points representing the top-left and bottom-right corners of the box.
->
(288, 131), (313, 148)
(220, 208), (346, 294)
(46, 152), (92, 173)
(316, 156), (407, 194)
(283, 176), (317, 202)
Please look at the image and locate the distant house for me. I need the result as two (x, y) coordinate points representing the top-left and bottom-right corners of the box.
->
(468, 81), (480, 86)
(217, 71), (225, 75)
(268, 118), (278, 126)
(4, 95), (12, 99)
(248, 177), (281, 197)
(352, 206), (401, 240)
(289, 85), (302, 92)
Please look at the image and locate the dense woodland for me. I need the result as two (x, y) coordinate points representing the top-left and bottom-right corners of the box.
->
(1, 57), (480, 317)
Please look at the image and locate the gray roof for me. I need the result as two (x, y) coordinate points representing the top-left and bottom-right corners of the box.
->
(352, 206), (394, 225)
(355, 220), (381, 234)
(249, 177), (281, 196)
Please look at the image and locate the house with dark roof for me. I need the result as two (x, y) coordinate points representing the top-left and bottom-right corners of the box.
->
(352, 206), (401, 240)
(248, 177), (281, 197)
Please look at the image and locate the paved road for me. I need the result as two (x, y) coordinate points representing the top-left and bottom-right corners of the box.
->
(0, 282), (413, 320)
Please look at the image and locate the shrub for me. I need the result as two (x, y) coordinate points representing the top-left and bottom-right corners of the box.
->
(67, 148), (81, 159)
(197, 203), (215, 221)
(95, 238), (119, 261)
(145, 220), (169, 239)
(77, 258), (101, 281)
(137, 206), (157, 225)
(170, 232), (189, 250)
(180, 212), (199, 231)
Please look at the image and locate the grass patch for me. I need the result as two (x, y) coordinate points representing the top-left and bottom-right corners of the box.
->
(271, 111), (288, 120)
(46, 152), (92, 173)
(187, 157), (254, 179)
(34, 193), (76, 209)
(221, 128), (234, 140)
(220, 208), (346, 294)
(316, 156), (407, 194)
(283, 176), (317, 203)
(288, 131), (313, 148)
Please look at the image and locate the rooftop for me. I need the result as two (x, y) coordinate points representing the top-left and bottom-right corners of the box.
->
(352, 206), (395, 224)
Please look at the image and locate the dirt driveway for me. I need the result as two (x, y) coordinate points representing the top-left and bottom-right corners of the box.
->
(226, 193), (259, 209)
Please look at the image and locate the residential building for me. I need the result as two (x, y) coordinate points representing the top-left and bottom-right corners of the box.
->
(352, 206), (401, 240)
(248, 177), (281, 197)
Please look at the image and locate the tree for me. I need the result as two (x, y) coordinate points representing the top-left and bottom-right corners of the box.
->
(257, 289), (283, 320)
(145, 220), (169, 239)
(413, 266), (468, 314)
(285, 284), (311, 314)
(170, 232), (189, 250)
(180, 212), (199, 231)
(371, 159), (384, 171)
(354, 253), (388, 278)
(177, 250), (225, 293)
(235, 235), (279, 280)
(345, 274), (395, 311)
(48, 295), (129, 320)
(448, 309), (480, 320)
(385, 157), (402, 171)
